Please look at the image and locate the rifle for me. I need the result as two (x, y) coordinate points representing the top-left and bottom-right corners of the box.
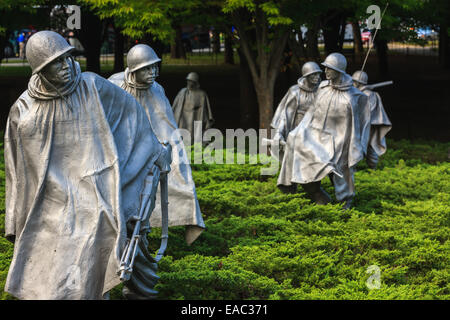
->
(261, 137), (286, 147)
(364, 81), (393, 91)
(261, 138), (286, 161)
(118, 145), (171, 282)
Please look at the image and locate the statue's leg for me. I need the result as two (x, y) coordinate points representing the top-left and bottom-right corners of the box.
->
(366, 145), (379, 169)
(301, 181), (331, 205)
(329, 167), (355, 209)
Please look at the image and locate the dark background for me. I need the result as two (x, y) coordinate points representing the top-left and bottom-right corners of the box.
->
(1, 54), (449, 142)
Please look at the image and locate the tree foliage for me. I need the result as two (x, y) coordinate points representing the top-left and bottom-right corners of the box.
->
(78, 0), (205, 42)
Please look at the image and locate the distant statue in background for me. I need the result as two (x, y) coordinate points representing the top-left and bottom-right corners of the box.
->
(172, 72), (214, 142)
(109, 44), (205, 248)
(278, 53), (371, 209)
(352, 71), (392, 169)
(270, 62), (322, 177)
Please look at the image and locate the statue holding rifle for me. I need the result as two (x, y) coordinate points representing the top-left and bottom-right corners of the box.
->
(277, 53), (371, 209)
(109, 44), (205, 248)
(4, 31), (172, 300)
(352, 71), (392, 169)
(271, 61), (322, 193)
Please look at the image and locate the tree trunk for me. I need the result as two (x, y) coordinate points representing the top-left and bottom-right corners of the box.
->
(238, 48), (258, 129)
(0, 34), (6, 64)
(352, 21), (363, 54)
(170, 40), (177, 59)
(289, 29), (307, 65)
(375, 36), (389, 79)
(439, 21), (450, 68)
(287, 36), (302, 77)
(77, 9), (103, 73)
(232, 9), (289, 129)
(212, 29), (221, 54)
(113, 25), (124, 73)
(322, 11), (343, 54)
(338, 17), (347, 51)
(352, 21), (363, 63)
(306, 20), (320, 59)
(255, 82), (274, 130)
(224, 33), (234, 64)
(171, 24), (186, 59)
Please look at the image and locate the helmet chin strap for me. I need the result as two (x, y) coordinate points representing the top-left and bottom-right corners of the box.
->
(38, 56), (76, 111)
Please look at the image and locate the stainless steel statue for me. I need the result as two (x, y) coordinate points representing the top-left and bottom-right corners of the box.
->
(278, 53), (371, 209)
(172, 72), (214, 140)
(270, 62), (322, 167)
(109, 44), (205, 246)
(352, 71), (392, 169)
(4, 31), (171, 300)
(118, 142), (172, 300)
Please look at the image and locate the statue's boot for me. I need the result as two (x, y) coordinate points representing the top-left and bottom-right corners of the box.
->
(122, 235), (159, 300)
(301, 182), (331, 205)
(314, 187), (332, 205)
(122, 284), (157, 300)
(341, 196), (354, 210)
(367, 160), (378, 170)
(366, 146), (379, 169)
(278, 183), (298, 194)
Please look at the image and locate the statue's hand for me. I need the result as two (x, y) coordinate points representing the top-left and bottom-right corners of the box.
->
(156, 141), (172, 173)
(272, 133), (286, 151)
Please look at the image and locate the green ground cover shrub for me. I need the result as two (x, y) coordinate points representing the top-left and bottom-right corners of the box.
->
(0, 139), (449, 299)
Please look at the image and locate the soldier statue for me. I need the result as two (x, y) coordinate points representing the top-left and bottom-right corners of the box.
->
(109, 44), (205, 247)
(352, 70), (392, 169)
(271, 62), (322, 193)
(172, 72), (214, 141)
(4, 31), (172, 300)
(278, 53), (371, 209)
(272, 61), (322, 148)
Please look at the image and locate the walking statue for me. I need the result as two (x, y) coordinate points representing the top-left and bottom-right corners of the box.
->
(109, 44), (205, 247)
(278, 53), (371, 209)
(352, 71), (392, 169)
(270, 61), (322, 173)
(4, 31), (172, 300)
(172, 72), (214, 142)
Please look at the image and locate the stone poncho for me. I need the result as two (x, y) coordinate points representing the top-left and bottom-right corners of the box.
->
(278, 73), (371, 201)
(172, 87), (214, 139)
(271, 77), (318, 142)
(360, 86), (392, 166)
(4, 62), (163, 299)
(109, 70), (205, 245)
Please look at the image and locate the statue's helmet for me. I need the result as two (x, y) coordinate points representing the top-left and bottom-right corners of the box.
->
(352, 70), (368, 85)
(321, 52), (347, 74)
(127, 44), (161, 73)
(26, 31), (75, 75)
(186, 72), (199, 83)
(301, 61), (322, 77)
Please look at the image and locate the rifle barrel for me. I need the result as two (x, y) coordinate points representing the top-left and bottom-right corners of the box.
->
(366, 81), (393, 90)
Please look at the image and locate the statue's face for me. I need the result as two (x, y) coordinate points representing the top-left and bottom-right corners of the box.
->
(353, 80), (363, 89)
(306, 72), (321, 86)
(187, 80), (197, 90)
(135, 63), (159, 85)
(41, 53), (73, 86)
(324, 67), (340, 80)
